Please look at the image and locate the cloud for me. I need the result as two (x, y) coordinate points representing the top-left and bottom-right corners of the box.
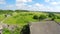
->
(16, 0), (32, 10)
(16, 2), (44, 10)
(0, 0), (6, 4)
(28, 3), (60, 12)
(28, 0), (32, 2)
(16, 0), (60, 12)
(35, 3), (43, 7)
(50, 2), (59, 5)
(45, 0), (60, 6)
(16, 0), (27, 3)
(16, 0), (56, 11)
(45, 0), (50, 2)
(31, 3), (54, 11)
(16, 1), (54, 11)
(16, 0), (32, 3)
(6, 5), (16, 10)
(16, 3), (27, 10)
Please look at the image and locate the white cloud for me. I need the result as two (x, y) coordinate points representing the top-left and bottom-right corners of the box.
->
(45, 0), (60, 6)
(35, 3), (43, 7)
(6, 5), (14, 8)
(16, 3), (27, 9)
(28, 5), (32, 7)
(27, 3), (54, 11)
(16, 2), (55, 11)
(45, 0), (50, 2)
(16, 0), (32, 10)
(50, 1), (60, 6)
(16, 0), (27, 3)
(0, 2), (5, 4)
(29, 3), (60, 12)
(0, 0), (6, 4)
(6, 5), (15, 10)
(16, 3), (27, 6)
(28, 0), (32, 2)
(50, 2), (58, 5)
(16, 0), (60, 12)
(16, 0), (32, 3)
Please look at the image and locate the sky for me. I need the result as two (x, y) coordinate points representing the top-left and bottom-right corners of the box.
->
(0, 0), (60, 12)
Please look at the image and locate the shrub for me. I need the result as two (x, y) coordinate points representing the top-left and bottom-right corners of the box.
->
(33, 15), (39, 20)
(39, 15), (47, 20)
(51, 17), (55, 21)
(20, 24), (30, 34)
(48, 13), (55, 18)
(56, 16), (60, 19)
(3, 28), (11, 34)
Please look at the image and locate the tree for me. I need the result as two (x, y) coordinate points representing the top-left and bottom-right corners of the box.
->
(51, 17), (55, 21)
(39, 15), (47, 20)
(56, 16), (60, 19)
(33, 15), (39, 20)
(48, 13), (55, 18)
(48, 13), (58, 20)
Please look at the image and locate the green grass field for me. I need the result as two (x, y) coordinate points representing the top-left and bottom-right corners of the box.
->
(0, 10), (60, 34)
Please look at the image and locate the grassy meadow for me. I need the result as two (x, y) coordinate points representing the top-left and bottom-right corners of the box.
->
(0, 10), (60, 34)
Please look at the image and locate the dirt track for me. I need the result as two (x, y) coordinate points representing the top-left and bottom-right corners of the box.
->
(30, 21), (60, 34)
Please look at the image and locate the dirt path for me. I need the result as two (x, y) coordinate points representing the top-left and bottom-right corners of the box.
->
(30, 21), (60, 34)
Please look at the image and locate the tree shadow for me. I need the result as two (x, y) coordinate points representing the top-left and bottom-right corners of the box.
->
(20, 24), (30, 34)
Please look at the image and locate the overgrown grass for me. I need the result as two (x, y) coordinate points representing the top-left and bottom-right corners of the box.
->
(0, 11), (60, 34)
(55, 19), (60, 22)
(0, 14), (5, 21)
(3, 28), (11, 34)
(3, 12), (39, 25)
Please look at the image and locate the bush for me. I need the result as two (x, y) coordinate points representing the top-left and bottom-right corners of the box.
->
(56, 16), (60, 19)
(20, 24), (30, 34)
(51, 17), (55, 21)
(33, 15), (39, 20)
(3, 28), (11, 34)
(39, 15), (47, 20)
(48, 13), (55, 18)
